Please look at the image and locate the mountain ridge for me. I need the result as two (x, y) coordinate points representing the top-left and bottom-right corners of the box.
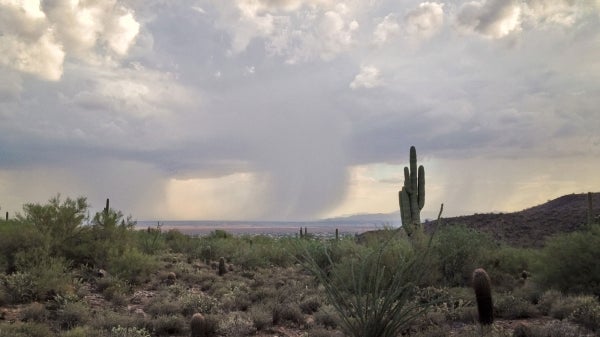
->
(424, 192), (600, 247)
(349, 192), (599, 247)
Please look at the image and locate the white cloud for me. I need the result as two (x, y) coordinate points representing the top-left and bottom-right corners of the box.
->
(456, 0), (522, 39)
(0, 30), (65, 81)
(523, 0), (579, 26)
(405, 2), (444, 39)
(454, 0), (599, 39)
(214, 0), (361, 61)
(350, 65), (382, 89)
(0, 0), (140, 80)
(373, 14), (401, 46)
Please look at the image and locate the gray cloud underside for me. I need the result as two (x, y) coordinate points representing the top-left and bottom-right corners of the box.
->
(1, 0), (599, 219)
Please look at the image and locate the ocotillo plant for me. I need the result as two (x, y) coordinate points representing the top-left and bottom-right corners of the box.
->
(399, 146), (425, 237)
(472, 268), (493, 326)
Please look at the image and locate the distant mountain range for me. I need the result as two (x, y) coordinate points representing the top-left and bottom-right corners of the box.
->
(332, 192), (599, 248)
(322, 212), (400, 224)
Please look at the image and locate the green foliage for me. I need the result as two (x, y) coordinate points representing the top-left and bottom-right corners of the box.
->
(303, 238), (431, 337)
(483, 246), (538, 292)
(432, 224), (494, 287)
(17, 195), (88, 257)
(494, 293), (539, 319)
(535, 224), (600, 296)
(0, 322), (55, 337)
(218, 312), (256, 337)
(110, 326), (152, 337)
(137, 224), (166, 254)
(0, 220), (47, 273)
(13, 251), (73, 301)
(569, 295), (600, 332)
(106, 248), (158, 284)
(151, 314), (187, 336)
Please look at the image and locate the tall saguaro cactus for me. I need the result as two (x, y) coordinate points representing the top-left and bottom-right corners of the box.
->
(399, 146), (425, 237)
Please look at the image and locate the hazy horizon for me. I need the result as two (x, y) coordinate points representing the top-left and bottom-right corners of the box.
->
(1, 1), (599, 221)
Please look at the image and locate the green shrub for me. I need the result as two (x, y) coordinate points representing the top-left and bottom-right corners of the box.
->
(494, 293), (539, 319)
(180, 292), (220, 316)
(0, 221), (46, 273)
(17, 195), (88, 258)
(145, 296), (182, 317)
(569, 296), (600, 332)
(106, 248), (157, 285)
(20, 302), (48, 322)
(515, 320), (583, 337)
(303, 238), (431, 337)
(218, 312), (256, 337)
(14, 252), (73, 300)
(299, 295), (322, 314)
(249, 304), (272, 330)
(538, 289), (563, 315)
(3, 271), (36, 303)
(151, 314), (187, 336)
(96, 276), (130, 303)
(536, 224), (600, 296)
(55, 301), (91, 329)
(0, 322), (55, 337)
(110, 326), (152, 337)
(432, 224), (494, 287)
(58, 326), (105, 337)
(88, 309), (141, 331)
(137, 225), (166, 255)
(272, 303), (304, 325)
(314, 305), (338, 329)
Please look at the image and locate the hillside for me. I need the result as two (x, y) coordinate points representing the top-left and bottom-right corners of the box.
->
(425, 192), (600, 247)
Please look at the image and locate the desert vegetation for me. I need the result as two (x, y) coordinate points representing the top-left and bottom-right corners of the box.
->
(0, 194), (598, 337)
(0, 149), (598, 337)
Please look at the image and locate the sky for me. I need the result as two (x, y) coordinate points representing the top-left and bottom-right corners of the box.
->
(1, 0), (599, 221)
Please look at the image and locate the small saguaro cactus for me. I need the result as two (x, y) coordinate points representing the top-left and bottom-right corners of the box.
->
(472, 268), (494, 326)
(190, 313), (209, 337)
(218, 257), (227, 276)
(399, 146), (425, 237)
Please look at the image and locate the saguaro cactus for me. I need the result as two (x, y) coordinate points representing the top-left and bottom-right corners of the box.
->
(399, 146), (425, 237)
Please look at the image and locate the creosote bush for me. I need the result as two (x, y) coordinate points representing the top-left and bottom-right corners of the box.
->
(536, 224), (600, 296)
